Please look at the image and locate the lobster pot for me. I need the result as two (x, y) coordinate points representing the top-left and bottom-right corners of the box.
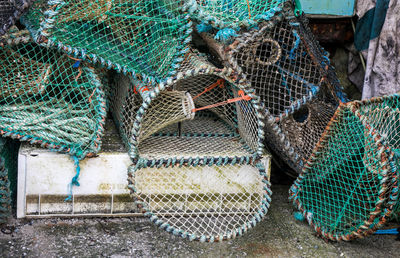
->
(110, 50), (270, 240)
(265, 98), (337, 174)
(0, 0), (33, 36)
(226, 1), (344, 120)
(129, 157), (271, 242)
(0, 35), (107, 159)
(183, 0), (283, 32)
(110, 50), (265, 159)
(289, 94), (400, 241)
(22, 0), (192, 82)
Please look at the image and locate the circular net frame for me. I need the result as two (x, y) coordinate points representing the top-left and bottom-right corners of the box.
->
(0, 0), (33, 36)
(22, 0), (192, 82)
(0, 30), (107, 159)
(129, 158), (271, 242)
(183, 0), (284, 29)
(289, 94), (400, 241)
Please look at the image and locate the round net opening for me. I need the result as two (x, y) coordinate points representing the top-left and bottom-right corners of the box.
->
(254, 39), (281, 66)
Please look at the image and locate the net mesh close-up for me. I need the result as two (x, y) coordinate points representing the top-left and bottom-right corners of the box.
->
(289, 94), (400, 241)
(21, 0), (193, 83)
(0, 28), (108, 159)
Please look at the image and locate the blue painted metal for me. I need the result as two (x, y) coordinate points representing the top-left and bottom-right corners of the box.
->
(299, 0), (355, 16)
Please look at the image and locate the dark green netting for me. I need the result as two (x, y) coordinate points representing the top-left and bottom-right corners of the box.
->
(0, 137), (12, 223)
(0, 0), (33, 36)
(290, 94), (400, 241)
(183, 0), (284, 30)
(0, 29), (108, 159)
(21, 0), (193, 83)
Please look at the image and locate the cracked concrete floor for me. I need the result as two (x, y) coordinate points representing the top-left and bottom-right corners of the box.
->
(1, 185), (398, 257)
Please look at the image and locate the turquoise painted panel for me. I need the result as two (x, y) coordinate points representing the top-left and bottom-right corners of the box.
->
(300, 0), (355, 16)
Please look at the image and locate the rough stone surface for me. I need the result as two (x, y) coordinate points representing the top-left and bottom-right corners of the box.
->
(1, 185), (398, 257)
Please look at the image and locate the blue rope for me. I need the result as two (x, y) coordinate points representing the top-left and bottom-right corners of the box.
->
(374, 228), (399, 235)
(214, 27), (238, 44)
(65, 156), (81, 201)
(197, 23), (213, 33)
(289, 30), (301, 60)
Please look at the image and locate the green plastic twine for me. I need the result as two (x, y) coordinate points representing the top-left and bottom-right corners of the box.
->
(293, 0), (303, 17)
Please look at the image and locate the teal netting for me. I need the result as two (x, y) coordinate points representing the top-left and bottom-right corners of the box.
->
(21, 0), (193, 83)
(184, 0), (284, 31)
(290, 94), (400, 241)
(0, 28), (108, 159)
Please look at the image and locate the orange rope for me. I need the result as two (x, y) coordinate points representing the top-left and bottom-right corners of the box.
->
(192, 90), (251, 112)
(246, 0), (252, 19)
(75, 66), (82, 81)
(193, 79), (225, 100)
(88, 88), (96, 103)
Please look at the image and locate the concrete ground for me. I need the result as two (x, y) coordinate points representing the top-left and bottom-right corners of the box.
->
(0, 185), (398, 257)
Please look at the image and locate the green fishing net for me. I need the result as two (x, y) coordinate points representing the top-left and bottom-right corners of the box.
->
(0, 27), (108, 159)
(290, 94), (400, 241)
(21, 0), (193, 82)
(184, 0), (284, 30)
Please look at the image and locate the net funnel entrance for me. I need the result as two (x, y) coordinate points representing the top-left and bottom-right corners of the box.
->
(110, 50), (270, 241)
(21, 0), (193, 82)
(129, 158), (271, 242)
(0, 30), (107, 159)
(0, 0), (33, 36)
(289, 94), (400, 241)
(265, 98), (337, 173)
(110, 50), (265, 159)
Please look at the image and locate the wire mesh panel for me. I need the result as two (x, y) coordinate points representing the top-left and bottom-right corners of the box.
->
(21, 0), (193, 82)
(184, 0), (284, 31)
(129, 157), (271, 242)
(0, 30), (107, 159)
(0, 138), (11, 223)
(289, 94), (400, 241)
(0, 0), (33, 36)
